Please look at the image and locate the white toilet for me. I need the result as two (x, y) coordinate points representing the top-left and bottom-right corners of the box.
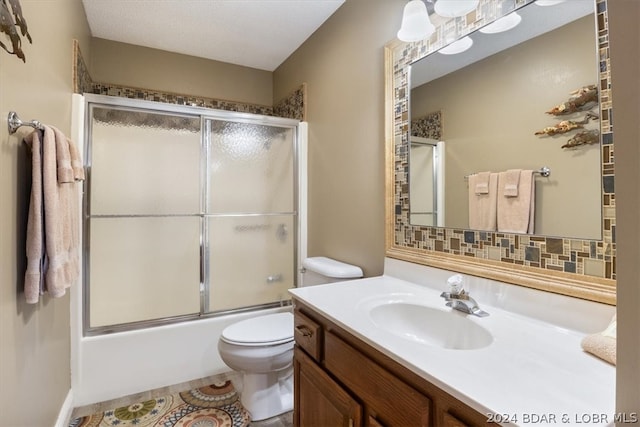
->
(218, 256), (363, 421)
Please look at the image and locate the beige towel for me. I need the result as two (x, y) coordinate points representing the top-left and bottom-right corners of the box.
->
(52, 125), (84, 182)
(468, 172), (498, 231)
(54, 125), (74, 183)
(68, 135), (85, 181)
(497, 170), (535, 234)
(23, 130), (45, 303)
(581, 314), (616, 365)
(503, 169), (521, 197)
(474, 171), (491, 194)
(24, 126), (84, 303)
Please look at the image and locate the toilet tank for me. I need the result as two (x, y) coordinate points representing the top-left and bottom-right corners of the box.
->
(301, 257), (363, 287)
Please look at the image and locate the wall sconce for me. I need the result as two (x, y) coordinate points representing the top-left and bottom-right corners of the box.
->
(397, 0), (435, 42)
(433, 0), (479, 18)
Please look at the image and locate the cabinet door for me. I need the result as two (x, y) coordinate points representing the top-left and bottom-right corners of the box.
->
(324, 331), (431, 426)
(442, 412), (471, 427)
(294, 347), (362, 427)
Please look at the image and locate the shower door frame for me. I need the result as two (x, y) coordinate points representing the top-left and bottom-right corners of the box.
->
(82, 94), (302, 336)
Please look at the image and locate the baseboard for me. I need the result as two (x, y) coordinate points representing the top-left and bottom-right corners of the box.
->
(55, 389), (74, 427)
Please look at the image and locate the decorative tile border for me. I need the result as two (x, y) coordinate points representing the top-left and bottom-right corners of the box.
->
(411, 111), (441, 139)
(274, 83), (307, 121)
(89, 82), (276, 116)
(72, 40), (94, 94)
(392, 0), (615, 281)
(72, 41), (306, 121)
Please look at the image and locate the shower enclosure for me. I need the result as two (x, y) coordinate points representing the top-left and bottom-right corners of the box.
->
(409, 136), (445, 227)
(83, 95), (302, 335)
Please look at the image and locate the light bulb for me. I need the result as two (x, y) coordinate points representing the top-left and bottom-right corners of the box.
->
(397, 0), (436, 42)
(438, 36), (473, 55)
(479, 12), (522, 34)
(434, 0), (479, 18)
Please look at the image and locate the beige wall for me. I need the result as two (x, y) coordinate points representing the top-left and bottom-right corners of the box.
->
(412, 16), (600, 239)
(609, 0), (640, 413)
(273, 0), (405, 276)
(90, 38), (273, 106)
(0, 1), (91, 426)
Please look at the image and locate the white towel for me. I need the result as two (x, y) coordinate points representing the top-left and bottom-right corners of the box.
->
(468, 172), (498, 231)
(497, 170), (535, 234)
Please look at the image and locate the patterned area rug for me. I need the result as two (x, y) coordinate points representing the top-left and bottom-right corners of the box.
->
(69, 380), (251, 427)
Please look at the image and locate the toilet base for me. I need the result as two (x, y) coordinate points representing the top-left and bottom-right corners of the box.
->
(240, 366), (293, 421)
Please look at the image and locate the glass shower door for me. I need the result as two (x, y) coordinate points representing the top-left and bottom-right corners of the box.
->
(83, 96), (300, 334)
(206, 120), (296, 312)
(87, 107), (202, 328)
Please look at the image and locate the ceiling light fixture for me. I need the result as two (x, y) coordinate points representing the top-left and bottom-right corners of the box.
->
(478, 12), (522, 34)
(434, 0), (479, 18)
(397, 0), (435, 42)
(438, 36), (473, 55)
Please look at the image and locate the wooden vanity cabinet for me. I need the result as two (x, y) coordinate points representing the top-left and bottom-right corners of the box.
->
(293, 301), (497, 427)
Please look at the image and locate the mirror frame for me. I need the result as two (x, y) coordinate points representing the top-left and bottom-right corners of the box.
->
(385, 0), (615, 304)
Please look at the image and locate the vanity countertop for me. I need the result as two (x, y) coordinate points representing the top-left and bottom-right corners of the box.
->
(289, 274), (616, 427)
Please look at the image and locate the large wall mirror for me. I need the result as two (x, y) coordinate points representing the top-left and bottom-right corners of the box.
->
(385, 0), (615, 304)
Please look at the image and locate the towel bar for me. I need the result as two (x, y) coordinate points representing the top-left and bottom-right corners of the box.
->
(8, 111), (44, 135)
(464, 167), (551, 180)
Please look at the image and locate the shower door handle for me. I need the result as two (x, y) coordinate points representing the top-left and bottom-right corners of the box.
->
(276, 223), (287, 242)
(267, 274), (283, 283)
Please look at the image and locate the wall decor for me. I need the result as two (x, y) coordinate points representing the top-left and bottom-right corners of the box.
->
(0, 0), (31, 62)
(536, 84), (600, 148)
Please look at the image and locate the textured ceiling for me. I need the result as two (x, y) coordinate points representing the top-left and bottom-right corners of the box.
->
(82, 0), (345, 71)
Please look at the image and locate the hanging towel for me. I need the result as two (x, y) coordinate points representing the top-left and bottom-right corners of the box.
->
(497, 170), (535, 234)
(468, 172), (498, 231)
(54, 125), (74, 183)
(51, 125), (85, 181)
(474, 171), (491, 194)
(23, 129), (45, 304)
(503, 169), (521, 197)
(23, 125), (84, 303)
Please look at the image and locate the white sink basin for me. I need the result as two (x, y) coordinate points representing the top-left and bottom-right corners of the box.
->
(368, 302), (493, 350)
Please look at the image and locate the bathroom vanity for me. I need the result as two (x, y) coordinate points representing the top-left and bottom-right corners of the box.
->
(293, 301), (493, 426)
(289, 259), (616, 427)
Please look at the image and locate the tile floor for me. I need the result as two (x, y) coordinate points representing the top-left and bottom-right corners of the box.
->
(69, 371), (293, 426)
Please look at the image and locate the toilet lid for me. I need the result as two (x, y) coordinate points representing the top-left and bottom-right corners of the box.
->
(221, 312), (294, 346)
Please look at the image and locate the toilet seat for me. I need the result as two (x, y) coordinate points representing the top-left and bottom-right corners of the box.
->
(221, 312), (293, 346)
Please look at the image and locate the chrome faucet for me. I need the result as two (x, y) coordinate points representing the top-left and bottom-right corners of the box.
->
(440, 289), (489, 317)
